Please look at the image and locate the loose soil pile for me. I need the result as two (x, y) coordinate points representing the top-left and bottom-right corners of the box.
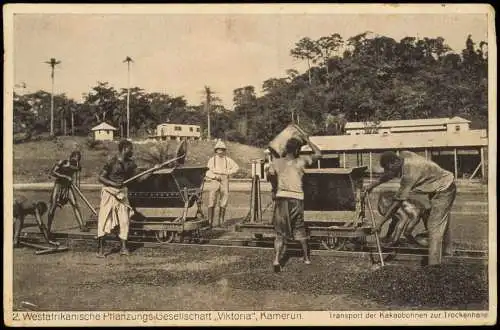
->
(67, 245), (488, 310)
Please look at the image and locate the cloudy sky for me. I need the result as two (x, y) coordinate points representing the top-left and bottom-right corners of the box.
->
(11, 5), (490, 108)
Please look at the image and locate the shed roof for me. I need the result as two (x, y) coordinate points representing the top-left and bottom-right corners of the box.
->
(345, 116), (471, 130)
(301, 129), (487, 152)
(91, 122), (117, 131)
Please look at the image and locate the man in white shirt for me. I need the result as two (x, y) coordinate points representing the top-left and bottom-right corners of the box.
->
(205, 140), (240, 228)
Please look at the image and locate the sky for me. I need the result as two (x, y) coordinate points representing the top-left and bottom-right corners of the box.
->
(12, 7), (489, 108)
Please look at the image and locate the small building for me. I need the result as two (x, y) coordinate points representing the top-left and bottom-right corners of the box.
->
(152, 123), (201, 141)
(345, 116), (471, 136)
(91, 122), (117, 141)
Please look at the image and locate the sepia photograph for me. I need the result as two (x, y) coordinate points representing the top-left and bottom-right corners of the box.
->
(3, 3), (497, 326)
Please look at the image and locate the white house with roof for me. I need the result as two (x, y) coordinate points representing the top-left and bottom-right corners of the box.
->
(91, 122), (117, 141)
(345, 116), (471, 136)
(152, 123), (201, 141)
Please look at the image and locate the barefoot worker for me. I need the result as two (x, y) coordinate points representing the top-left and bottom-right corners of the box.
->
(266, 136), (321, 272)
(13, 195), (54, 247)
(377, 190), (430, 247)
(47, 151), (88, 234)
(363, 150), (456, 265)
(96, 139), (156, 258)
(205, 140), (240, 228)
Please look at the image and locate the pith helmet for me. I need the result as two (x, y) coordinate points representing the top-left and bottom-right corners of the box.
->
(214, 140), (227, 151)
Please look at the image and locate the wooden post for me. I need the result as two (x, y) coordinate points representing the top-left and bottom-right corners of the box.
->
(425, 148), (428, 159)
(249, 176), (256, 223)
(71, 111), (74, 136)
(454, 148), (458, 179)
(317, 159), (321, 169)
(343, 152), (346, 168)
(369, 151), (373, 181)
(480, 147), (485, 179)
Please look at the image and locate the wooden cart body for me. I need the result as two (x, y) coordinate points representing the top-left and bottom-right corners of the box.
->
(127, 166), (210, 241)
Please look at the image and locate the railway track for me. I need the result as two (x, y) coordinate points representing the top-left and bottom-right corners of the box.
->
(20, 230), (488, 264)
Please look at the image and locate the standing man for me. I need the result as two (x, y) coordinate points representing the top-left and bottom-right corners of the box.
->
(266, 136), (321, 272)
(47, 150), (88, 234)
(205, 140), (240, 228)
(96, 139), (157, 258)
(363, 150), (456, 265)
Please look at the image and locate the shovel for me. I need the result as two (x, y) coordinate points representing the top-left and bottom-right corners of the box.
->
(123, 139), (187, 185)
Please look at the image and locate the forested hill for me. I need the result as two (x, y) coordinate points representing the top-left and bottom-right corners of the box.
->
(14, 33), (488, 147)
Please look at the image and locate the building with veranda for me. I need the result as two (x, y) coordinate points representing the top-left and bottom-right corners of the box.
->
(301, 117), (488, 182)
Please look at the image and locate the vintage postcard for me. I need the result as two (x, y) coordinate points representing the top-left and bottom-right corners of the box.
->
(3, 3), (497, 326)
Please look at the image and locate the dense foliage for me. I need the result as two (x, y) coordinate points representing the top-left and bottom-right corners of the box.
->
(14, 33), (488, 146)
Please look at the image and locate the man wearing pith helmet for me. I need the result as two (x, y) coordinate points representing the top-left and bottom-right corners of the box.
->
(205, 140), (240, 228)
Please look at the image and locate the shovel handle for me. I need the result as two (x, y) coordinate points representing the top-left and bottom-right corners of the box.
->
(123, 154), (184, 185)
(71, 183), (98, 215)
(366, 195), (385, 267)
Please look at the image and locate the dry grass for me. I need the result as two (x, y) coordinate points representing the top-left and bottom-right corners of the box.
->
(12, 137), (265, 183)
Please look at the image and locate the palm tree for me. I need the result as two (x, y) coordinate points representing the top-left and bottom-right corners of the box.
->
(45, 58), (61, 136)
(203, 86), (215, 140)
(123, 56), (134, 139)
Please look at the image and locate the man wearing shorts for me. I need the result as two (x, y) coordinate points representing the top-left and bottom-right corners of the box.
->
(267, 137), (321, 272)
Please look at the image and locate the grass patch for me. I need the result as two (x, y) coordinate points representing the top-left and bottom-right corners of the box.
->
(12, 136), (265, 183)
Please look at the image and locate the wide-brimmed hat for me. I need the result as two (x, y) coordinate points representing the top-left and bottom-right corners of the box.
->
(214, 140), (227, 151)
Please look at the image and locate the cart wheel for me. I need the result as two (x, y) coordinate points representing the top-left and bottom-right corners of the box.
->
(155, 230), (175, 244)
(321, 237), (347, 251)
(176, 233), (185, 243)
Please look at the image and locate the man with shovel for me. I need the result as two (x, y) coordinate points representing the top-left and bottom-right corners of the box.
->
(363, 150), (456, 265)
(96, 139), (186, 258)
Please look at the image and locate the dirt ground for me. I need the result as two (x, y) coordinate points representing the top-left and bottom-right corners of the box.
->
(12, 245), (488, 312)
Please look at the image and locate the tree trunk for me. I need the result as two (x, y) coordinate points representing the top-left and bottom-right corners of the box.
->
(127, 63), (131, 139)
(120, 115), (124, 138)
(307, 58), (312, 85)
(325, 57), (330, 87)
(50, 71), (55, 136)
(206, 89), (212, 140)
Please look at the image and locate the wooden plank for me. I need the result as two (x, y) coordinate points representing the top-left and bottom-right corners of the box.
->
(480, 147), (485, 179)
(469, 162), (482, 181)
(369, 151), (373, 181)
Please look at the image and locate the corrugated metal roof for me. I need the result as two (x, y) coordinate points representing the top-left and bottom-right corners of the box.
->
(345, 116), (470, 129)
(302, 129), (487, 152)
(91, 122), (117, 131)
